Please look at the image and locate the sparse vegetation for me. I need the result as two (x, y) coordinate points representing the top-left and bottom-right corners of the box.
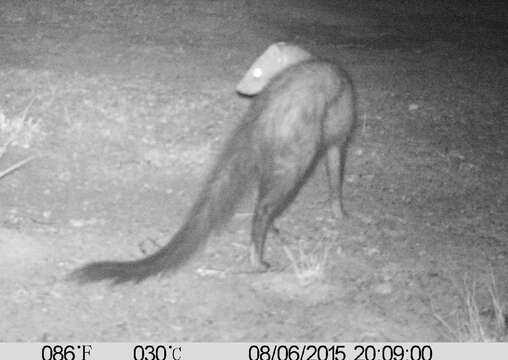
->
(0, 99), (42, 180)
(282, 238), (330, 286)
(434, 272), (507, 342)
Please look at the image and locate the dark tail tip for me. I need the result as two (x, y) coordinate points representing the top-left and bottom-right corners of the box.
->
(67, 261), (149, 285)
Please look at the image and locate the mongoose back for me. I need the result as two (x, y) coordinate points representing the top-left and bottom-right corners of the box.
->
(70, 58), (356, 284)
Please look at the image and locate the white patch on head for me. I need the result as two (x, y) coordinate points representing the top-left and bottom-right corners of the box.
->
(252, 67), (263, 78)
(236, 43), (313, 96)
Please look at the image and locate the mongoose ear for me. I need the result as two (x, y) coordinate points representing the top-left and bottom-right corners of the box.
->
(272, 41), (286, 57)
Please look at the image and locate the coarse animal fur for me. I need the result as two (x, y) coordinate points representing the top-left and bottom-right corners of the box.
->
(70, 58), (356, 284)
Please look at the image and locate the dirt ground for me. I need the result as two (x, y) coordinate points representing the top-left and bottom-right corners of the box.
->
(0, 0), (506, 342)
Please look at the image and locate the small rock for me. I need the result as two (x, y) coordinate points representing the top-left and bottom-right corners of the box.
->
(69, 219), (85, 228)
(365, 247), (379, 256)
(374, 282), (393, 295)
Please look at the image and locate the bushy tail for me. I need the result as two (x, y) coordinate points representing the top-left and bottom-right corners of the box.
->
(70, 122), (258, 284)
